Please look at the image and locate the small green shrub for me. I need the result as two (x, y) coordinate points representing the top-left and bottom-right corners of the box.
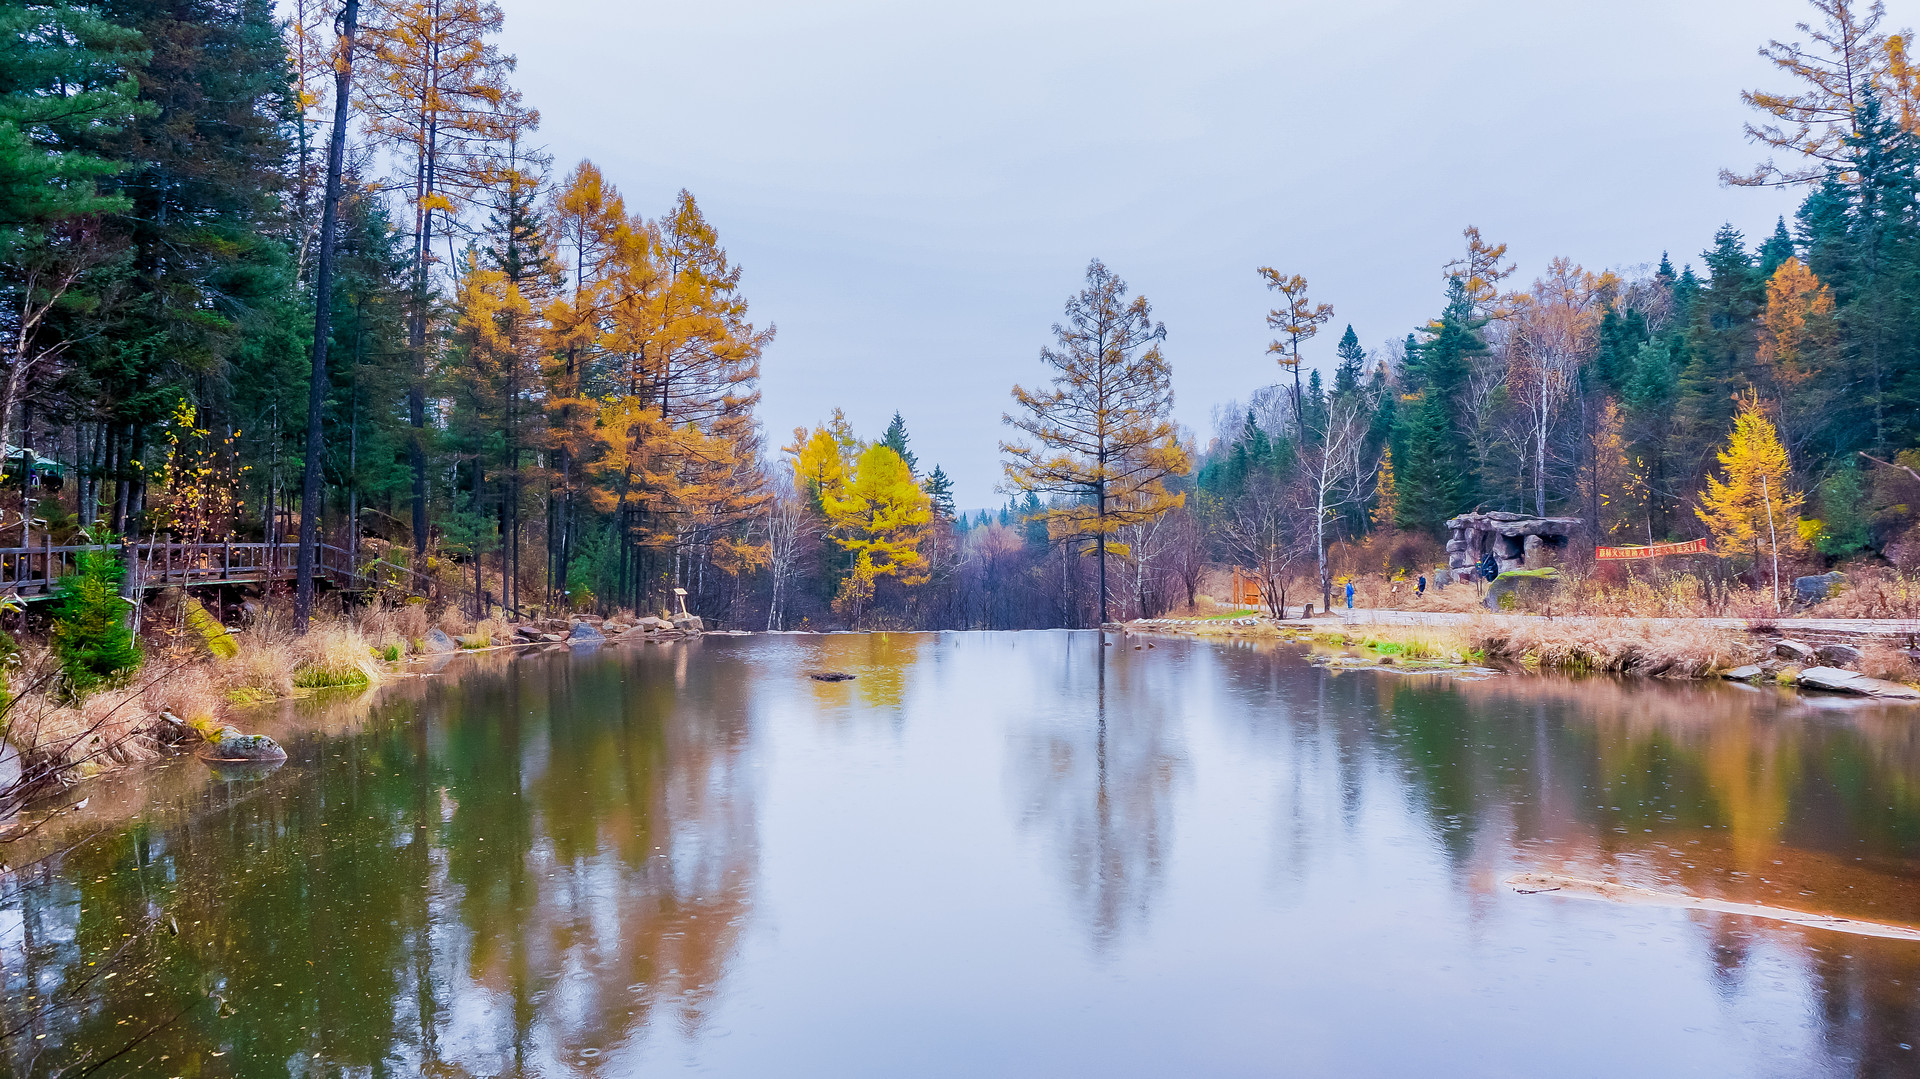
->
(50, 534), (142, 695)
(292, 663), (371, 690)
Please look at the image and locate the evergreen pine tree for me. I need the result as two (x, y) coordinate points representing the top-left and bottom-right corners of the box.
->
(1674, 226), (1760, 480)
(1408, 276), (1486, 509)
(1594, 307), (1649, 396)
(1758, 217), (1796, 278)
(1392, 391), (1461, 535)
(924, 464), (956, 519)
(1655, 252), (1676, 288)
(1814, 465), (1871, 556)
(1302, 368), (1327, 440)
(65, 0), (299, 533)
(882, 411), (918, 474)
(0, 3), (146, 254)
(50, 532), (143, 694)
(1364, 366), (1396, 459)
(1837, 93), (1920, 450)
(1333, 324), (1365, 396)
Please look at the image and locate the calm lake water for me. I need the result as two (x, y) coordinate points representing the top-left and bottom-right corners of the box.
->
(5, 631), (1920, 1077)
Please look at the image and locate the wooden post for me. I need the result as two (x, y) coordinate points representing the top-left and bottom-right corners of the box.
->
(224, 542), (231, 580)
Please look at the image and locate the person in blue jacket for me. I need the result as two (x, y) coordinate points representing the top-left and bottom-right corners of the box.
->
(1416, 574), (1427, 595)
(1345, 581), (1355, 609)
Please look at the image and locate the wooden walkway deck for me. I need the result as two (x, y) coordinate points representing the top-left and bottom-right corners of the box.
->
(0, 540), (429, 602)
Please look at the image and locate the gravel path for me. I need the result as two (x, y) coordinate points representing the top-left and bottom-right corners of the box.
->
(1334, 608), (1920, 641)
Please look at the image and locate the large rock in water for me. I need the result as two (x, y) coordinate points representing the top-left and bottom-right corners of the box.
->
(1795, 571), (1846, 607)
(422, 628), (459, 654)
(1796, 666), (1920, 699)
(670, 614), (704, 634)
(207, 726), (287, 760)
(568, 621), (605, 643)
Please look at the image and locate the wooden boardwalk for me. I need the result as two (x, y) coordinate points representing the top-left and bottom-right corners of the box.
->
(0, 540), (429, 602)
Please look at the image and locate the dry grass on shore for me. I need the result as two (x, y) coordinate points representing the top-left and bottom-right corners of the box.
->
(1326, 613), (1757, 678)
(1463, 614), (1753, 677)
(2, 607), (402, 812)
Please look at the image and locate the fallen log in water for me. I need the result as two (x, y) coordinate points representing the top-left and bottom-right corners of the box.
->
(1508, 872), (1920, 942)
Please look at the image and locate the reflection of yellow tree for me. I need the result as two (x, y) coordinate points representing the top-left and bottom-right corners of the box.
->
(800, 632), (926, 716)
(450, 648), (759, 1061)
(1700, 723), (1800, 871)
(0, 646), (765, 1076)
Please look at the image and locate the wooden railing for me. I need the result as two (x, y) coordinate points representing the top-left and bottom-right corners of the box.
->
(0, 540), (431, 600)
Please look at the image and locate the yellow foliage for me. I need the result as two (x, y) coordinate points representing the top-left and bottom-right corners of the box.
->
(1728, 2), (1914, 185)
(1371, 447), (1398, 529)
(1696, 391), (1806, 567)
(1760, 259), (1834, 378)
(821, 443), (932, 588)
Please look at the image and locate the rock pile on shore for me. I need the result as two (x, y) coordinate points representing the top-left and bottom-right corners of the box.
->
(509, 614), (705, 645)
(1720, 636), (1920, 699)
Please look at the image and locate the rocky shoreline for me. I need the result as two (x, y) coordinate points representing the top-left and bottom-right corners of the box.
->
(1111, 614), (1920, 701)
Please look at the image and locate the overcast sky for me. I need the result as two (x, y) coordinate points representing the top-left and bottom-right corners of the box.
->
(498, 0), (1823, 510)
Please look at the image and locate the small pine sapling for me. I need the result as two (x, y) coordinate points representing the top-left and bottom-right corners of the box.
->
(50, 530), (143, 695)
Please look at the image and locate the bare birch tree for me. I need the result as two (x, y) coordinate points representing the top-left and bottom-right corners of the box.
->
(764, 476), (818, 630)
(1304, 385), (1379, 613)
(1511, 258), (1610, 517)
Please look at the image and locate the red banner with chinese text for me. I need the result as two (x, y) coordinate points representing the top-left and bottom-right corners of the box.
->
(1596, 538), (1711, 560)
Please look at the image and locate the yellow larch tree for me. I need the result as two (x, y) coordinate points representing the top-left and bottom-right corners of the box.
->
(1580, 399), (1635, 542)
(789, 412), (858, 501)
(540, 159), (628, 602)
(358, 0), (528, 552)
(1445, 225), (1525, 322)
(1756, 257), (1836, 452)
(1003, 259), (1188, 625)
(1697, 392), (1807, 608)
(1725, 0), (1910, 186)
(591, 190), (772, 611)
(820, 443), (932, 626)
(1256, 267), (1333, 446)
(1882, 31), (1920, 133)
(1370, 447), (1398, 530)
(447, 250), (536, 610)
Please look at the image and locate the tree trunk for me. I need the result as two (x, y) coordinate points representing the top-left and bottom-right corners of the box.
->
(1536, 380), (1549, 518)
(295, 0), (359, 633)
(407, 111), (439, 557)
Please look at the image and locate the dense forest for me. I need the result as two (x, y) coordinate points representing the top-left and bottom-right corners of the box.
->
(3, 0), (1920, 631)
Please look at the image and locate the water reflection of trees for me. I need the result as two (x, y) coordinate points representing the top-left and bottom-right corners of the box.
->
(0, 644), (759, 1077)
(1008, 637), (1188, 952)
(1229, 658), (1920, 1068)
